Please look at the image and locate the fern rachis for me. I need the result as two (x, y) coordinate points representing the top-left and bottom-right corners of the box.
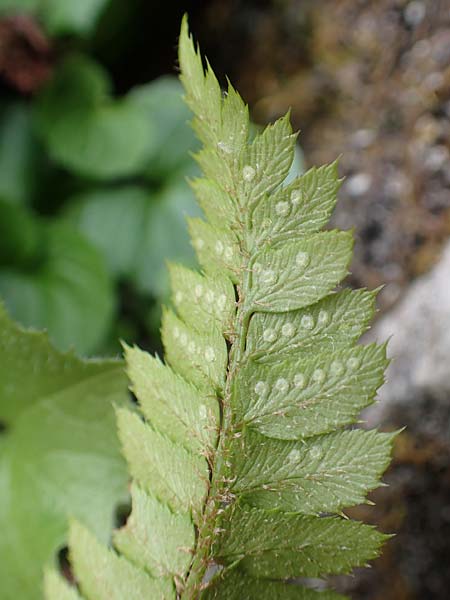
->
(44, 16), (394, 600)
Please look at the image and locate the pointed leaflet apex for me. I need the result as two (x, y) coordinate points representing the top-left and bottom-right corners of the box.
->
(51, 17), (393, 600)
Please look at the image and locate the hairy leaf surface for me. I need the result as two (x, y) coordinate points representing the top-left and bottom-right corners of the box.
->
(49, 17), (394, 600)
(203, 571), (345, 599)
(215, 505), (388, 577)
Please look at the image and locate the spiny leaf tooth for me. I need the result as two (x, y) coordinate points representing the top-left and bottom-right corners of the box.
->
(237, 342), (388, 439)
(252, 160), (342, 246)
(113, 483), (195, 579)
(238, 112), (297, 212)
(192, 146), (236, 197)
(161, 306), (228, 392)
(188, 217), (242, 283)
(116, 408), (209, 516)
(203, 570), (347, 599)
(220, 79), (249, 157)
(124, 344), (218, 452)
(230, 429), (396, 514)
(69, 519), (174, 599)
(168, 262), (235, 336)
(178, 16), (221, 144)
(246, 288), (377, 363)
(189, 177), (239, 229)
(214, 505), (389, 579)
(246, 230), (353, 313)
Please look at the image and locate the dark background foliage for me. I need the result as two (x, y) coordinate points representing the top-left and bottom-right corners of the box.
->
(0, 1), (449, 598)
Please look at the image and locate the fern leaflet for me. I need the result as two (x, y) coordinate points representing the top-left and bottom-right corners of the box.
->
(45, 16), (393, 600)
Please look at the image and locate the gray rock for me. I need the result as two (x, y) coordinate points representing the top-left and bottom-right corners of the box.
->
(364, 239), (450, 436)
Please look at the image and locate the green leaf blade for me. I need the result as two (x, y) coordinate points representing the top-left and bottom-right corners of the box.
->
(168, 263), (235, 336)
(0, 306), (128, 600)
(0, 222), (115, 355)
(113, 484), (195, 579)
(236, 343), (388, 439)
(238, 113), (296, 211)
(125, 345), (218, 453)
(247, 231), (353, 313)
(215, 505), (388, 578)
(69, 520), (175, 600)
(188, 218), (242, 283)
(54, 18), (394, 600)
(161, 307), (228, 392)
(252, 162), (341, 245)
(203, 571), (346, 600)
(231, 429), (395, 514)
(246, 288), (376, 364)
(116, 408), (209, 516)
(35, 54), (153, 179)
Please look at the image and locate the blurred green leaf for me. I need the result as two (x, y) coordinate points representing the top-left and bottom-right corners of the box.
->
(0, 0), (38, 12)
(0, 0), (110, 37)
(40, 0), (111, 37)
(0, 219), (115, 355)
(65, 186), (148, 278)
(128, 76), (198, 180)
(65, 179), (201, 299)
(0, 200), (43, 268)
(0, 304), (129, 600)
(0, 102), (42, 206)
(133, 178), (201, 298)
(34, 54), (154, 179)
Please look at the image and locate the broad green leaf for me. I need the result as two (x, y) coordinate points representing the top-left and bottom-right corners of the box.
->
(40, 0), (110, 37)
(0, 0), (38, 13)
(0, 200), (43, 269)
(127, 76), (197, 179)
(236, 343), (387, 439)
(0, 0), (110, 36)
(124, 345), (218, 453)
(231, 429), (395, 513)
(204, 571), (344, 599)
(65, 187), (149, 278)
(65, 181), (201, 299)
(168, 263), (235, 335)
(44, 570), (82, 600)
(0, 102), (42, 206)
(215, 505), (388, 578)
(114, 483), (194, 579)
(116, 408), (209, 515)
(35, 54), (153, 179)
(0, 221), (114, 355)
(133, 179), (202, 298)
(69, 520), (174, 599)
(0, 306), (128, 600)
(161, 308), (227, 392)
(252, 162), (341, 246)
(246, 289), (376, 364)
(246, 231), (353, 312)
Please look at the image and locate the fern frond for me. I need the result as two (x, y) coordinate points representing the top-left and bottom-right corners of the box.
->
(46, 15), (394, 600)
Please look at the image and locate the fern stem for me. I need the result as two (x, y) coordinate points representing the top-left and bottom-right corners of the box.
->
(181, 273), (250, 599)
